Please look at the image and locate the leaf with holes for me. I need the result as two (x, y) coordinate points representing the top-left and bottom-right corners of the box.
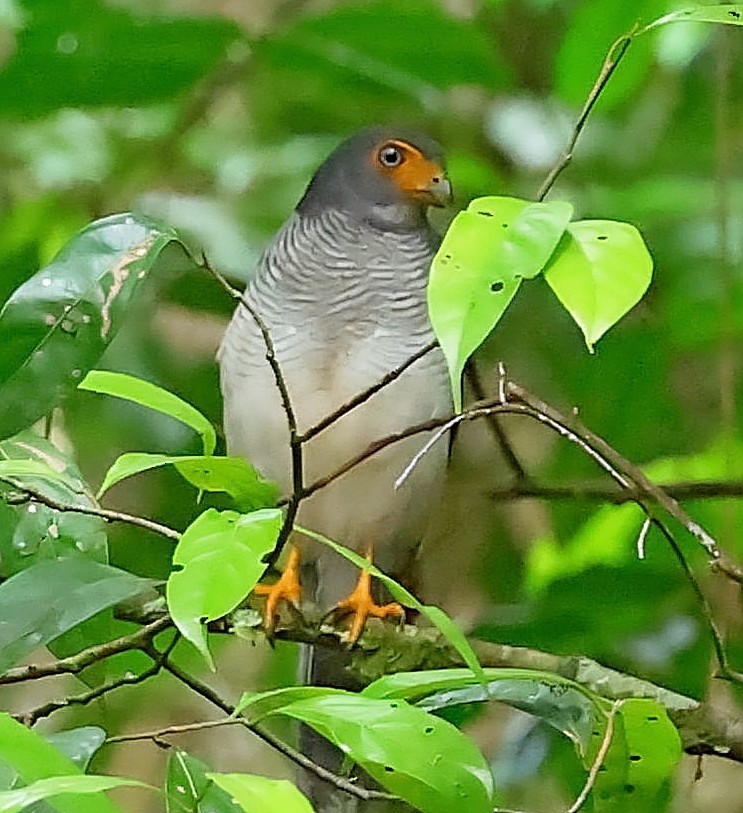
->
(364, 668), (602, 758)
(0, 213), (194, 440)
(239, 687), (495, 813)
(79, 371), (216, 456)
(97, 452), (277, 510)
(429, 196), (572, 409)
(642, 4), (743, 33)
(166, 508), (282, 669)
(543, 220), (653, 351)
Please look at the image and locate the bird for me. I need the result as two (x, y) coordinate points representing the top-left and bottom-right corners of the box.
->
(218, 127), (453, 649)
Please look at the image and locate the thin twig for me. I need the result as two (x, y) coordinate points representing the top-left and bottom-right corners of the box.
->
(17, 631), (178, 726)
(566, 701), (620, 813)
(202, 255), (302, 568)
(537, 29), (636, 201)
(106, 717), (241, 744)
(5, 483), (180, 541)
(161, 656), (395, 802)
(0, 617), (172, 685)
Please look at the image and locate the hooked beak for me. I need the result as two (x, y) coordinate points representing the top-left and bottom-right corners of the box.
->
(427, 174), (452, 207)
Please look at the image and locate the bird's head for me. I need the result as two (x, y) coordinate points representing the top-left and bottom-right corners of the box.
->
(297, 127), (451, 230)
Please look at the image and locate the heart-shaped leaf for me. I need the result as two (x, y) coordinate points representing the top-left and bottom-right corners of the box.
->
(543, 220), (653, 350)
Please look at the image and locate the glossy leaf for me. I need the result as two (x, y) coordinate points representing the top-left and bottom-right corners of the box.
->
(239, 688), (494, 813)
(97, 453), (277, 509)
(0, 555), (155, 670)
(0, 213), (192, 440)
(643, 4), (743, 33)
(44, 728), (107, 773)
(543, 220), (653, 350)
(0, 775), (148, 813)
(364, 668), (601, 757)
(80, 371), (216, 457)
(297, 525), (484, 681)
(0, 713), (123, 813)
(166, 508), (282, 668)
(165, 751), (236, 813)
(207, 773), (314, 813)
(429, 196), (572, 409)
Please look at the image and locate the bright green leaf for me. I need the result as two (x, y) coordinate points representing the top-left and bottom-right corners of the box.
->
(296, 525), (484, 681)
(0, 713), (124, 813)
(0, 775), (149, 813)
(428, 196), (572, 409)
(166, 508), (282, 668)
(642, 4), (743, 33)
(80, 371), (216, 456)
(239, 688), (494, 813)
(207, 773), (314, 813)
(97, 452), (277, 509)
(0, 555), (155, 670)
(543, 220), (653, 350)
(0, 213), (191, 440)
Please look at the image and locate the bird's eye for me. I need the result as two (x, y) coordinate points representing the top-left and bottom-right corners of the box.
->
(378, 144), (404, 167)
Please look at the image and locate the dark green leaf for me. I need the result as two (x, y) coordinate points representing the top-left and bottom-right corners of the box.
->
(44, 728), (107, 773)
(166, 508), (282, 668)
(165, 751), (236, 813)
(0, 555), (155, 670)
(0, 213), (193, 440)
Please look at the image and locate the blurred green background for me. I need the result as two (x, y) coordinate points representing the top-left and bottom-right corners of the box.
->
(2, 0), (743, 810)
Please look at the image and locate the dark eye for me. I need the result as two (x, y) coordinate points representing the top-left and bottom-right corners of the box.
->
(378, 144), (403, 167)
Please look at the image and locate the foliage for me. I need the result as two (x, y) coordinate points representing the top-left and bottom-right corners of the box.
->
(1, 1), (743, 812)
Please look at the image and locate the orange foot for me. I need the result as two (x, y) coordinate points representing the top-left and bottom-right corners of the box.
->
(331, 552), (405, 644)
(254, 545), (302, 633)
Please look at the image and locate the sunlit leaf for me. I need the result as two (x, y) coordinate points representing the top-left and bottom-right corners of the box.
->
(429, 196), (572, 409)
(166, 508), (282, 668)
(239, 688), (494, 813)
(0, 555), (155, 670)
(297, 525), (484, 681)
(80, 372), (216, 457)
(97, 452), (277, 510)
(0, 213), (192, 440)
(165, 751), (236, 813)
(642, 4), (743, 33)
(207, 773), (314, 813)
(0, 713), (125, 813)
(543, 220), (653, 350)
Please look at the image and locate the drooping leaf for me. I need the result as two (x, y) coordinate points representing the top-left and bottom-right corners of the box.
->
(0, 555), (155, 670)
(207, 773), (314, 813)
(239, 688), (494, 813)
(0, 776), (148, 813)
(97, 453), (277, 510)
(0, 213), (193, 440)
(364, 668), (602, 758)
(428, 196), (572, 409)
(543, 220), (653, 350)
(165, 751), (236, 813)
(297, 525), (485, 681)
(0, 713), (125, 813)
(79, 372), (216, 457)
(166, 508), (282, 668)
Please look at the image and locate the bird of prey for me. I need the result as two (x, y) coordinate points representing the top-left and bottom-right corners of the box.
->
(218, 126), (452, 649)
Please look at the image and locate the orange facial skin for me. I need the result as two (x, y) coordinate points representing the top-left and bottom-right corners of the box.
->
(371, 139), (451, 207)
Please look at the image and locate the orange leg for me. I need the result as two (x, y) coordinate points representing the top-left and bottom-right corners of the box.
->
(254, 545), (302, 632)
(332, 547), (405, 644)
